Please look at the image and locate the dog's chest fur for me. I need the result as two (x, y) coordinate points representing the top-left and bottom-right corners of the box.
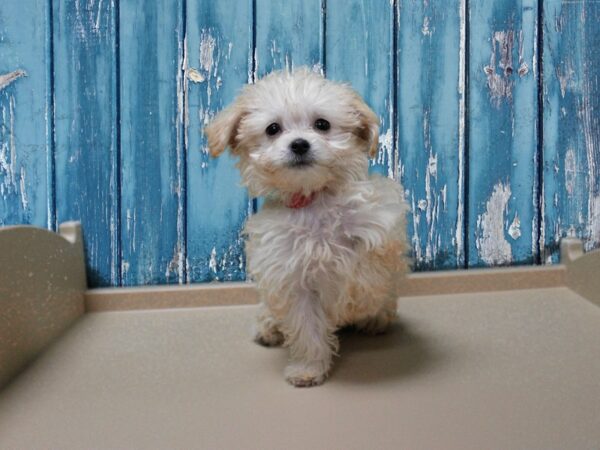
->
(244, 176), (406, 295)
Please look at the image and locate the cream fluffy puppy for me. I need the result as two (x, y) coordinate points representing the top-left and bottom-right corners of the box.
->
(206, 69), (408, 387)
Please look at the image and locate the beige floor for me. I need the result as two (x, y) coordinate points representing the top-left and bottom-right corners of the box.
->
(1, 287), (599, 450)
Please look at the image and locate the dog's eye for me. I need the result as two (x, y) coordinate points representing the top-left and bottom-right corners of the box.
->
(265, 123), (281, 136)
(314, 118), (330, 131)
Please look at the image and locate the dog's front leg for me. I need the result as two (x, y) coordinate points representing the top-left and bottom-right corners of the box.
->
(282, 290), (337, 387)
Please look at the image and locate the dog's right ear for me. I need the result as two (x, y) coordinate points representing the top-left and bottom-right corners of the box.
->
(204, 103), (245, 157)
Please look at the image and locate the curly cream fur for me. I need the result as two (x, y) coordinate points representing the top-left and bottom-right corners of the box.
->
(206, 68), (409, 387)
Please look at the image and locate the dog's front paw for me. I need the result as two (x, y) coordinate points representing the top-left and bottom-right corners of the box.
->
(284, 361), (329, 387)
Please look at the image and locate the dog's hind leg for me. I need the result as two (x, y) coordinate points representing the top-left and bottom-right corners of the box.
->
(353, 298), (398, 335)
(254, 302), (285, 347)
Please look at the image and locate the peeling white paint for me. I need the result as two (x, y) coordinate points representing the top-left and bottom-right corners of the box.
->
(0, 70), (26, 91)
(94, 0), (103, 32)
(0, 95), (17, 198)
(441, 184), (447, 209)
(539, 180), (547, 262)
(187, 67), (205, 83)
(518, 62), (529, 77)
(422, 16), (432, 36)
(121, 261), (130, 277)
(531, 145), (540, 258)
(179, 35), (189, 135)
(208, 247), (218, 274)
(199, 32), (216, 74)
(199, 31), (217, 106)
(165, 243), (184, 281)
(126, 208), (133, 232)
(564, 148), (576, 196)
(19, 167), (28, 210)
(424, 151), (436, 226)
(410, 193), (422, 263)
(587, 195), (600, 249)
(248, 48), (258, 84)
(508, 212), (521, 240)
(377, 128), (393, 177)
(427, 151), (438, 177)
(270, 39), (278, 63)
(199, 108), (211, 128)
(476, 182), (512, 265)
(74, 0), (104, 38)
(532, 17), (538, 77)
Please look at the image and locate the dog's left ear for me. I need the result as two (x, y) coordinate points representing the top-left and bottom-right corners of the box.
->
(204, 102), (245, 157)
(350, 94), (380, 158)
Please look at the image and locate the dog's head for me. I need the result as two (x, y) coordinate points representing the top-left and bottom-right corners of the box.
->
(205, 68), (379, 198)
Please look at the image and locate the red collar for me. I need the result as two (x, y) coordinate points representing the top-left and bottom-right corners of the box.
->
(285, 191), (318, 209)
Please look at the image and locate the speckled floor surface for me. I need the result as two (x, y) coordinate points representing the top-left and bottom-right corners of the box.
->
(1, 287), (599, 450)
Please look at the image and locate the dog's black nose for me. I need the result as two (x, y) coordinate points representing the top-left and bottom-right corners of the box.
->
(290, 138), (310, 155)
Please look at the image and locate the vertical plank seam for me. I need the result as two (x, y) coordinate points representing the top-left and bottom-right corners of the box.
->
(251, 0), (257, 82)
(463, 0), (471, 269)
(115, 0), (123, 286)
(47, 0), (56, 231)
(392, 0), (399, 181)
(181, 0), (189, 283)
(321, 0), (327, 76)
(251, 0), (258, 216)
(536, 0), (545, 265)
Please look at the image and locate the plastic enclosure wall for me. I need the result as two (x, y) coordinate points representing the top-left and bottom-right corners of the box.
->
(561, 238), (600, 307)
(0, 223), (86, 388)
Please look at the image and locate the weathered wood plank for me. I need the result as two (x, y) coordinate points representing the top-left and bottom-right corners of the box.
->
(397, 0), (465, 270)
(119, 0), (185, 285)
(255, 0), (323, 76)
(53, 0), (119, 286)
(468, 0), (539, 267)
(0, 0), (51, 228)
(186, 0), (252, 282)
(543, 0), (600, 262)
(326, 0), (395, 178)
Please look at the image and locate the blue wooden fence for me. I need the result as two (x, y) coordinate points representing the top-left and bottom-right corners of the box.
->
(1, 0), (599, 287)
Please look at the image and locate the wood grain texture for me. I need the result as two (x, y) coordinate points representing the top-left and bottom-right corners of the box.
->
(119, 0), (185, 285)
(255, 0), (324, 76)
(0, 0), (51, 228)
(543, 0), (600, 262)
(185, 0), (252, 282)
(326, 0), (395, 178)
(468, 0), (539, 267)
(53, 0), (119, 287)
(397, 0), (464, 270)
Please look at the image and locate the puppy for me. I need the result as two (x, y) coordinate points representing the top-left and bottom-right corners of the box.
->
(206, 68), (408, 387)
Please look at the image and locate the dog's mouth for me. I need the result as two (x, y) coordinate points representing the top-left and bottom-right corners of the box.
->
(288, 158), (315, 169)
